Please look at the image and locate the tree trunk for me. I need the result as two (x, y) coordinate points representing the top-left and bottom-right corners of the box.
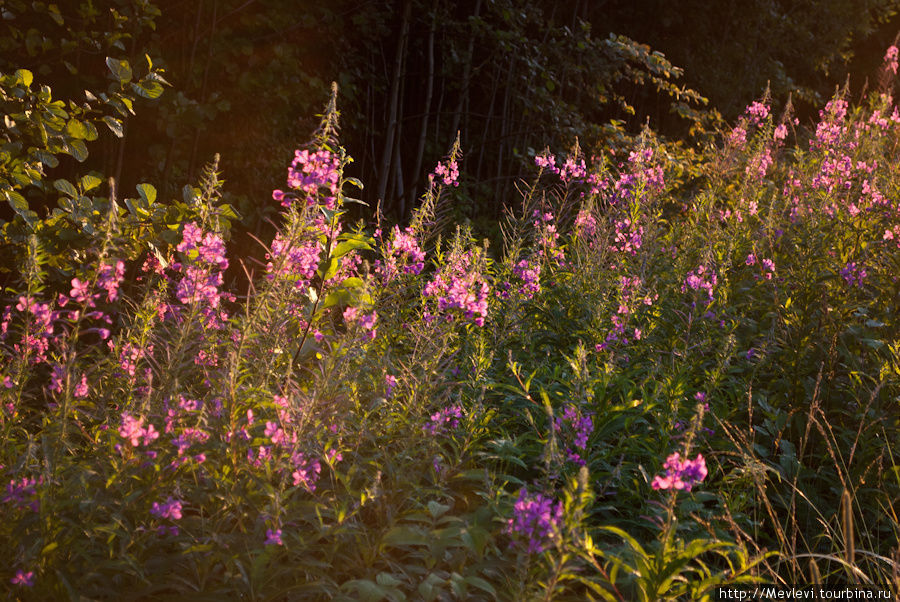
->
(377, 0), (413, 206)
(409, 0), (438, 211)
(449, 0), (482, 140)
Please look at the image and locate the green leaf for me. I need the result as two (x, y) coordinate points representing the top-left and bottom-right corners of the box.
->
(66, 118), (87, 139)
(15, 69), (33, 87)
(427, 500), (451, 520)
(5, 190), (38, 227)
(318, 257), (339, 281)
(105, 57), (132, 84)
(382, 525), (428, 548)
(341, 580), (388, 602)
(131, 80), (164, 99)
(41, 542), (59, 555)
(54, 179), (78, 198)
(102, 116), (123, 138)
(34, 149), (59, 168)
(463, 576), (496, 596)
(81, 175), (103, 192)
(136, 183), (157, 204)
(375, 573), (403, 588)
(333, 238), (373, 259)
(82, 121), (99, 141)
(67, 139), (88, 162)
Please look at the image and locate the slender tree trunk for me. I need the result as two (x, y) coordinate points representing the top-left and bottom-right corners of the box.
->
(449, 0), (482, 140)
(410, 0), (438, 211)
(477, 61), (500, 183)
(377, 0), (413, 206)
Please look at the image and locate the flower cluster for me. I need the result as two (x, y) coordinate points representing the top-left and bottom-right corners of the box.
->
(343, 306), (378, 341)
(610, 217), (644, 255)
(840, 261), (867, 287)
(505, 488), (563, 554)
(376, 225), (425, 283)
(422, 249), (489, 327)
(150, 496), (183, 535)
(173, 222), (234, 329)
(273, 148), (341, 209)
(10, 570), (34, 587)
(885, 45), (899, 75)
(554, 405), (594, 466)
(3, 475), (41, 512)
(595, 275), (655, 352)
(533, 210), (565, 265)
(118, 412), (160, 448)
(682, 264), (718, 302)
(431, 159), (459, 187)
(265, 233), (321, 289)
(609, 148), (665, 204)
(651, 452), (708, 492)
(574, 209), (598, 239)
(424, 405), (462, 436)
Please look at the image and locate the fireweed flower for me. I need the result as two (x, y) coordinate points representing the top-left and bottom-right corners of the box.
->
(574, 209), (598, 239)
(610, 218), (644, 255)
(118, 412), (159, 447)
(840, 262), (867, 287)
(283, 148), (341, 208)
(681, 264), (718, 302)
(385, 374), (398, 398)
(10, 570), (34, 587)
(424, 405), (462, 435)
(885, 45), (899, 75)
(265, 233), (321, 287)
(4, 476), (41, 512)
(265, 528), (284, 546)
(376, 225), (425, 282)
(746, 101), (770, 125)
(97, 260), (126, 302)
(422, 248), (489, 326)
(651, 452), (708, 492)
(431, 159), (459, 187)
(505, 488), (563, 554)
(173, 222), (234, 329)
(555, 405), (594, 466)
(291, 453), (321, 491)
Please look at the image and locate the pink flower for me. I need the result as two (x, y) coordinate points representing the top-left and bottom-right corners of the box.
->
(150, 497), (183, 521)
(70, 278), (90, 303)
(11, 570), (34, 587)
(74, 374), (89, 398)
(265, 528), (283, 546)
(652, 452), (707, 492)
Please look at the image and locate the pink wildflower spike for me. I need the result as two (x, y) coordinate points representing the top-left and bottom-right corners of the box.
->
(652, 452), (707, 492)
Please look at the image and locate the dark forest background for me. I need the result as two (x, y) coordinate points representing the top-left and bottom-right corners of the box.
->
(3, 0), (900, 237)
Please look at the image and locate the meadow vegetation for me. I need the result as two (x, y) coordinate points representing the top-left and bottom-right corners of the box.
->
(2, 20), (900, 602)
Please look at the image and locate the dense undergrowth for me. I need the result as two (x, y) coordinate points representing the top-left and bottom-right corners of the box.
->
(3, 47), (900, 601)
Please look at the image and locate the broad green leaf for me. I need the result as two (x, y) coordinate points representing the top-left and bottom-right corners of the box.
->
(15, 69), (33, 87)
(54, 179), (78, 198)
(67, 139), (88, 162)
(333, 238), (373, 259)
(102, 116), (123, 138)
(82, 121), (99, 141)
(105, 57), (132, 84)
(136, 183), (157, 204)
(463, 576), (496, 596)
(131, 80), (164, 99)
(381, 525), (428, 548)
(427, 500), (450, 520)
(80, 175), (102, 192)
(66, 118), (87, 139)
